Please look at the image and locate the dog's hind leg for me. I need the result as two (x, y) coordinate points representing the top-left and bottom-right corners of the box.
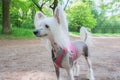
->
(84, 56), (95, 80)
(73, 61), (80, 80)
(83, 45), (95, 80)
(73, 60), (80, 77)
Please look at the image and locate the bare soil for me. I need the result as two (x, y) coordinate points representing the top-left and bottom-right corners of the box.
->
(0, 37), (120, 80)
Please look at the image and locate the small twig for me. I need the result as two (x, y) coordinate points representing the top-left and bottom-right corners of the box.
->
(32, 0), (47, 12)
(64, 0), (69, 10)
(40, 1), (47, 11)
(32, 0), (41, 11)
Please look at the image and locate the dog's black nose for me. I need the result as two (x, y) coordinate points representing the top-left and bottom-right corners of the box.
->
(33, 30), (38, 35)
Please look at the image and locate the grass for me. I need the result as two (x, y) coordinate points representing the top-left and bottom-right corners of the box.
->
(0, 27), (35, 39)
(70, 31), (80, 37)
(70, 31), (120, 37)
(93, 33), (120, 37)
(0, 26), (120, 39)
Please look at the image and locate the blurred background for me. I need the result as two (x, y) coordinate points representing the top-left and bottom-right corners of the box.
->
(0, 0), (120, 38)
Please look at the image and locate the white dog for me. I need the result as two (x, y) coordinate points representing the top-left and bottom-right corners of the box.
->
(33, 5), (95, 80)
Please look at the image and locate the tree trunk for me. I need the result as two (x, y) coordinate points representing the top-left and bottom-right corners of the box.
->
(2, 0), (11, 34)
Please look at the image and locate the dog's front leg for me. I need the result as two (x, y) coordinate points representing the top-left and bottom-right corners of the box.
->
(63, 55), (75, 80)
(66, 68), (75, 80)
(54, 64), (60, 80)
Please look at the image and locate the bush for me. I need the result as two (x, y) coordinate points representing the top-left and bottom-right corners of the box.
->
(67, 2), (96, 31)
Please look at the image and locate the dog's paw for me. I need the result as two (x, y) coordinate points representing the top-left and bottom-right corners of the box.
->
(90, 77), (95, 80)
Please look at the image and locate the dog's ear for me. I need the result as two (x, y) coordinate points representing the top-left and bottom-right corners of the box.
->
(34, 12), (46, 27)
(54, 6), (61, 24)
(54, 5), (69, 33)
(34, 12), (46, 21)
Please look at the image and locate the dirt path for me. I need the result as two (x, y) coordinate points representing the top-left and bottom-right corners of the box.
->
(0, 37), (120, 80)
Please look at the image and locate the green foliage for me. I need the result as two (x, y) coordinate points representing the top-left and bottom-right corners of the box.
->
(10, 0), (36, 28)
(91, 0), (120, 33)
(67, 2), (96, 31)
(0, 2), (2, 25)
(9, 0), (53, 29)
(92, 17), (120, 33)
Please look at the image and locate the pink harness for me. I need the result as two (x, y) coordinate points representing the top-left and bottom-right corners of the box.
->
(52, 44), (76, 68)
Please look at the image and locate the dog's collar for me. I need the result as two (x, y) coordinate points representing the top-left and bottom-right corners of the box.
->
(52, 43), (76, 68)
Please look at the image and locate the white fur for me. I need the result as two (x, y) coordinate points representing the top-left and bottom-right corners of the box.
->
(87, 58), (95, 80)
(53, 5), (70, 51)
(49, 18), (70, 50)
(34, 12), (46, 29)
(44, 39), (52, 53)
(54, 5), (69, 34)
(34, 5), (71, 52)
(73, 61), (80, 76)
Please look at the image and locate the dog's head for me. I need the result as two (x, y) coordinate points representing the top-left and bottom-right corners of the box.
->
(33, 5), (68, 37)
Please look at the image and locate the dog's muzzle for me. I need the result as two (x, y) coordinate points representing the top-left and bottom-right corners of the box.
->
(33, 30), (47, 37)
(33, 30), (39, 35)
(33, 30), (41, 37)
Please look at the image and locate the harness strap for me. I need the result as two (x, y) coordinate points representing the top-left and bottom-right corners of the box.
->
(52, 48), (67, 68)
(52, 44), (76, 68)
(70, 44), (76, 60)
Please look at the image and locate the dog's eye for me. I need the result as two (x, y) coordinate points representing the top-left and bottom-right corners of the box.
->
(45, 25), (49, 28)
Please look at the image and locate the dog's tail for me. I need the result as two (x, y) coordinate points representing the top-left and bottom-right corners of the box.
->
(80, 27), (93, 47)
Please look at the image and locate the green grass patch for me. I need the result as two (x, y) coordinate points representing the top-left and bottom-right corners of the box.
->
(93, 33), (120, 37)
(69, 31), (80, 37)
(70, 31), (120, 37)
(0, 27), (35, 39)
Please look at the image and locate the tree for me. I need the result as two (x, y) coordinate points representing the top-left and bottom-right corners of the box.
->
(67, 1), (96, 31)
(2, 0), (11, 34)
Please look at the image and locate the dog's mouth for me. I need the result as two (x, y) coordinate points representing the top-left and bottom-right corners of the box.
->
(38, 34), (48, 37)
(34, 33), (48, 37)
(33, 30), (47, 37)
